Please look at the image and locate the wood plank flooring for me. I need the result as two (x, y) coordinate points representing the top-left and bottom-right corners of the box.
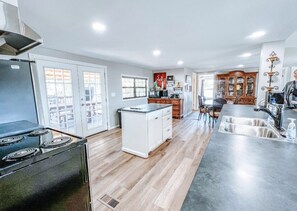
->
(87, 112), (211, 211)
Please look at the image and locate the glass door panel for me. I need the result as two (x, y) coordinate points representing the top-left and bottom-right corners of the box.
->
(228, 77), (235, 96)
(246, 76), (254, 96)
(218, 77), (226, 98)
(78, 66), (107, 136)
(236, 77), (244, 97)
(44, 68), (76, 133)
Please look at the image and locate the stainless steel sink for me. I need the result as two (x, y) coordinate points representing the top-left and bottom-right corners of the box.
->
(219, 123), (280, 139)
(219, 116), (283, 141)
(221, 116), (268, 127)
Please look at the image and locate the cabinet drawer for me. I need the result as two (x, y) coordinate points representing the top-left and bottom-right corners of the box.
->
(171, 100), (180, 105)
(162, 107), (172, 116)
(162, 114), (172, 128)
(148, 109), (162, 120)
(163, 125), (172, 141)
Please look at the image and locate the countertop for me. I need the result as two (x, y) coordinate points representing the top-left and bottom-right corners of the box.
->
(182, 104), (297, 210)
(121, 103), (172, 113)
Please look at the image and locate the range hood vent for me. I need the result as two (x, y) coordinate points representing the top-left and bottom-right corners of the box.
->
(0, 1), (43, 56)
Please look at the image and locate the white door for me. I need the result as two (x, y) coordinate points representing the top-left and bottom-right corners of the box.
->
(77, 66), (108, 136)
(35, 59), (108, 137)
(35, 60), (82, 135)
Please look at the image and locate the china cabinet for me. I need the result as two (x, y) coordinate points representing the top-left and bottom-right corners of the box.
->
(216, 70), (257, 105)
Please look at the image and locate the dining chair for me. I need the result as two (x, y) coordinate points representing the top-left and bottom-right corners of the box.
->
(208, 98), (227, 127)
(198, 95), (208, 121)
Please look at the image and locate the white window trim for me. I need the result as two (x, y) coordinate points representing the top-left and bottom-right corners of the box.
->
(121, 74), (149, 101)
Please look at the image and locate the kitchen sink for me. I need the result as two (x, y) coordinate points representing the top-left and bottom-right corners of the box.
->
(219, 116), (284, 141)
(221, 116), (268, 127)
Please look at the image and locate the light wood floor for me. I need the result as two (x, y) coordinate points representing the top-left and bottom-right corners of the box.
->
(87, 112), (211, 211)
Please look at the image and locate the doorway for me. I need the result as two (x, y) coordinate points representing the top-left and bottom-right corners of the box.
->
(34, 58), (108, 137)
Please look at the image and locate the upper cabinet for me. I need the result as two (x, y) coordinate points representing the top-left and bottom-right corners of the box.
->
(216, 71), (257, 105)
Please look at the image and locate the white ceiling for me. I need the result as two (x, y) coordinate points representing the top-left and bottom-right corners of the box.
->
(18, 0), (297, 71)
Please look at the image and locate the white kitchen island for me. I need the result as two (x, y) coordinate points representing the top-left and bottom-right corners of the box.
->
(121, 103), (173, 158)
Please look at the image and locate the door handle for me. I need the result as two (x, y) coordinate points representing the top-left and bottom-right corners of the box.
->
(155, 117), (158, 120)
(81, 104), (85, 106)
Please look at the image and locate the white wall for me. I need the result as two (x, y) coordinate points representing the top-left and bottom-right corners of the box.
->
(1, 47), (153, 129)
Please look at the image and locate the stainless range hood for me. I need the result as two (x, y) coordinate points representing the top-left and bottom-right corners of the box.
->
(0, 1), (43, 56)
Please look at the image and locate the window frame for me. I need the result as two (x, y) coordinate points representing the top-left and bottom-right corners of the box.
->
(121, 75), (148, 100)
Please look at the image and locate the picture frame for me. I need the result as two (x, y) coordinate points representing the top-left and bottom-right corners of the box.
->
(154, 72), (167, 89)
(167, 75), (174, 81)
(185, 75), (191, 84)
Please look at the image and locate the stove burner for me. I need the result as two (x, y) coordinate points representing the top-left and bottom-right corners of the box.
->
(41, 137), (72, 148)
(2, 148), (40, 162)
(28, 129), (49, 136)
(0, 136), (24, 146)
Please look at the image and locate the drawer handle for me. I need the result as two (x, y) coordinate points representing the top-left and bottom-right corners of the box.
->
(167, 129), (170, 132)
(167, 110), (170, 113)
(155, 117), (158, 120)
(167, 117), (170, 120)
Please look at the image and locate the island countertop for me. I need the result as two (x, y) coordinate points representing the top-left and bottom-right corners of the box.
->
(182, 104), (297, 210)
(121, 103), (172, 113)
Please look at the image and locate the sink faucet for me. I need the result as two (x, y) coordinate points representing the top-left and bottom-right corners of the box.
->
(254, 104), (284, 131)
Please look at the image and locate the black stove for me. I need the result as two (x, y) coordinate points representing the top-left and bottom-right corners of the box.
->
(0, 128), (82, 176)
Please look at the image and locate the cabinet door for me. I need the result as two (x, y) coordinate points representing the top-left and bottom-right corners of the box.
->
(227, 77), (235, 96)
(217, 76), (226, 98)
(236, 76), (244, 97)
(246, 75), (255, 96)
(148, 110), (163, 151)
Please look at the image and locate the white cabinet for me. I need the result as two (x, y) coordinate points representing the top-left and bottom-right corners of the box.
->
(148, 110), (163, 151)
(121, 105), (172, 158)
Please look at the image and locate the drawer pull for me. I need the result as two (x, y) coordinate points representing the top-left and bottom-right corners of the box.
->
(167, 129), (170, 132)
(167, 117), (170, 120)
(167, 110), (170, 113)
(155, 117), (158, 120)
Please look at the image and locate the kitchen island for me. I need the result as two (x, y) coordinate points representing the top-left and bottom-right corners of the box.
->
(182, 104), (297, 210)
(121, 104), (173, 158)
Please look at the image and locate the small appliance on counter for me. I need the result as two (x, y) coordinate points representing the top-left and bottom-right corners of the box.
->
(267, 92), (284, 104)
(170, 94), (180, 98)
(149, 89), (168, 98)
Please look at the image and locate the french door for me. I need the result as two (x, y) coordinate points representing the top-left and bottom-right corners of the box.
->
(35, 59), (108, 137)
(78, 66), (107, 136)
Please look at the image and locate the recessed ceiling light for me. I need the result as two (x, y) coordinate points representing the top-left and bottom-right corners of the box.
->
(247, 31), (266, 39)
(177, 60), (184, 65)
(92, 22), (106, 32)
(237, 64), (244, 68)
(240, 53), (252, 57)
(153, 50), (161, 56)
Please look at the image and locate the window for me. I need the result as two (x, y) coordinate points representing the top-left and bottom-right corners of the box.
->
(122, 76), (148, 99)
(199, 74), (214, 100)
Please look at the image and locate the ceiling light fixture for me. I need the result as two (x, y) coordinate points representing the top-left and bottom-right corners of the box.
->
(177, 60), (184, 65)
(247, 31), (266, 39)
(153, 50), (161, 56)
(92, 22), (106, 32)
(237, 64), (244, 68)
(240, 53), (252, 57)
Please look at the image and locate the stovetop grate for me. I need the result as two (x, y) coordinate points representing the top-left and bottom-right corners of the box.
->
(41, 137), (72, 148)
(28, 129), (49, 136)
(2, 147), (40, 162)
(0, 136), (24, 146)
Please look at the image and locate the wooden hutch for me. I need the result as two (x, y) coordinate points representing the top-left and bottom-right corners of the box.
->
(216, 70), (257, 105)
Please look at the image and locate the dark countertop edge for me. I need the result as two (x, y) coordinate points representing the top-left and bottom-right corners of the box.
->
(121, 104), (172, 113)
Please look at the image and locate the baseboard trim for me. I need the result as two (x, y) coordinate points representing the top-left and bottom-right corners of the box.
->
(122, 147), (148, 158)
(108, 124), (120, 130)
(183, 111), (193, 118)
